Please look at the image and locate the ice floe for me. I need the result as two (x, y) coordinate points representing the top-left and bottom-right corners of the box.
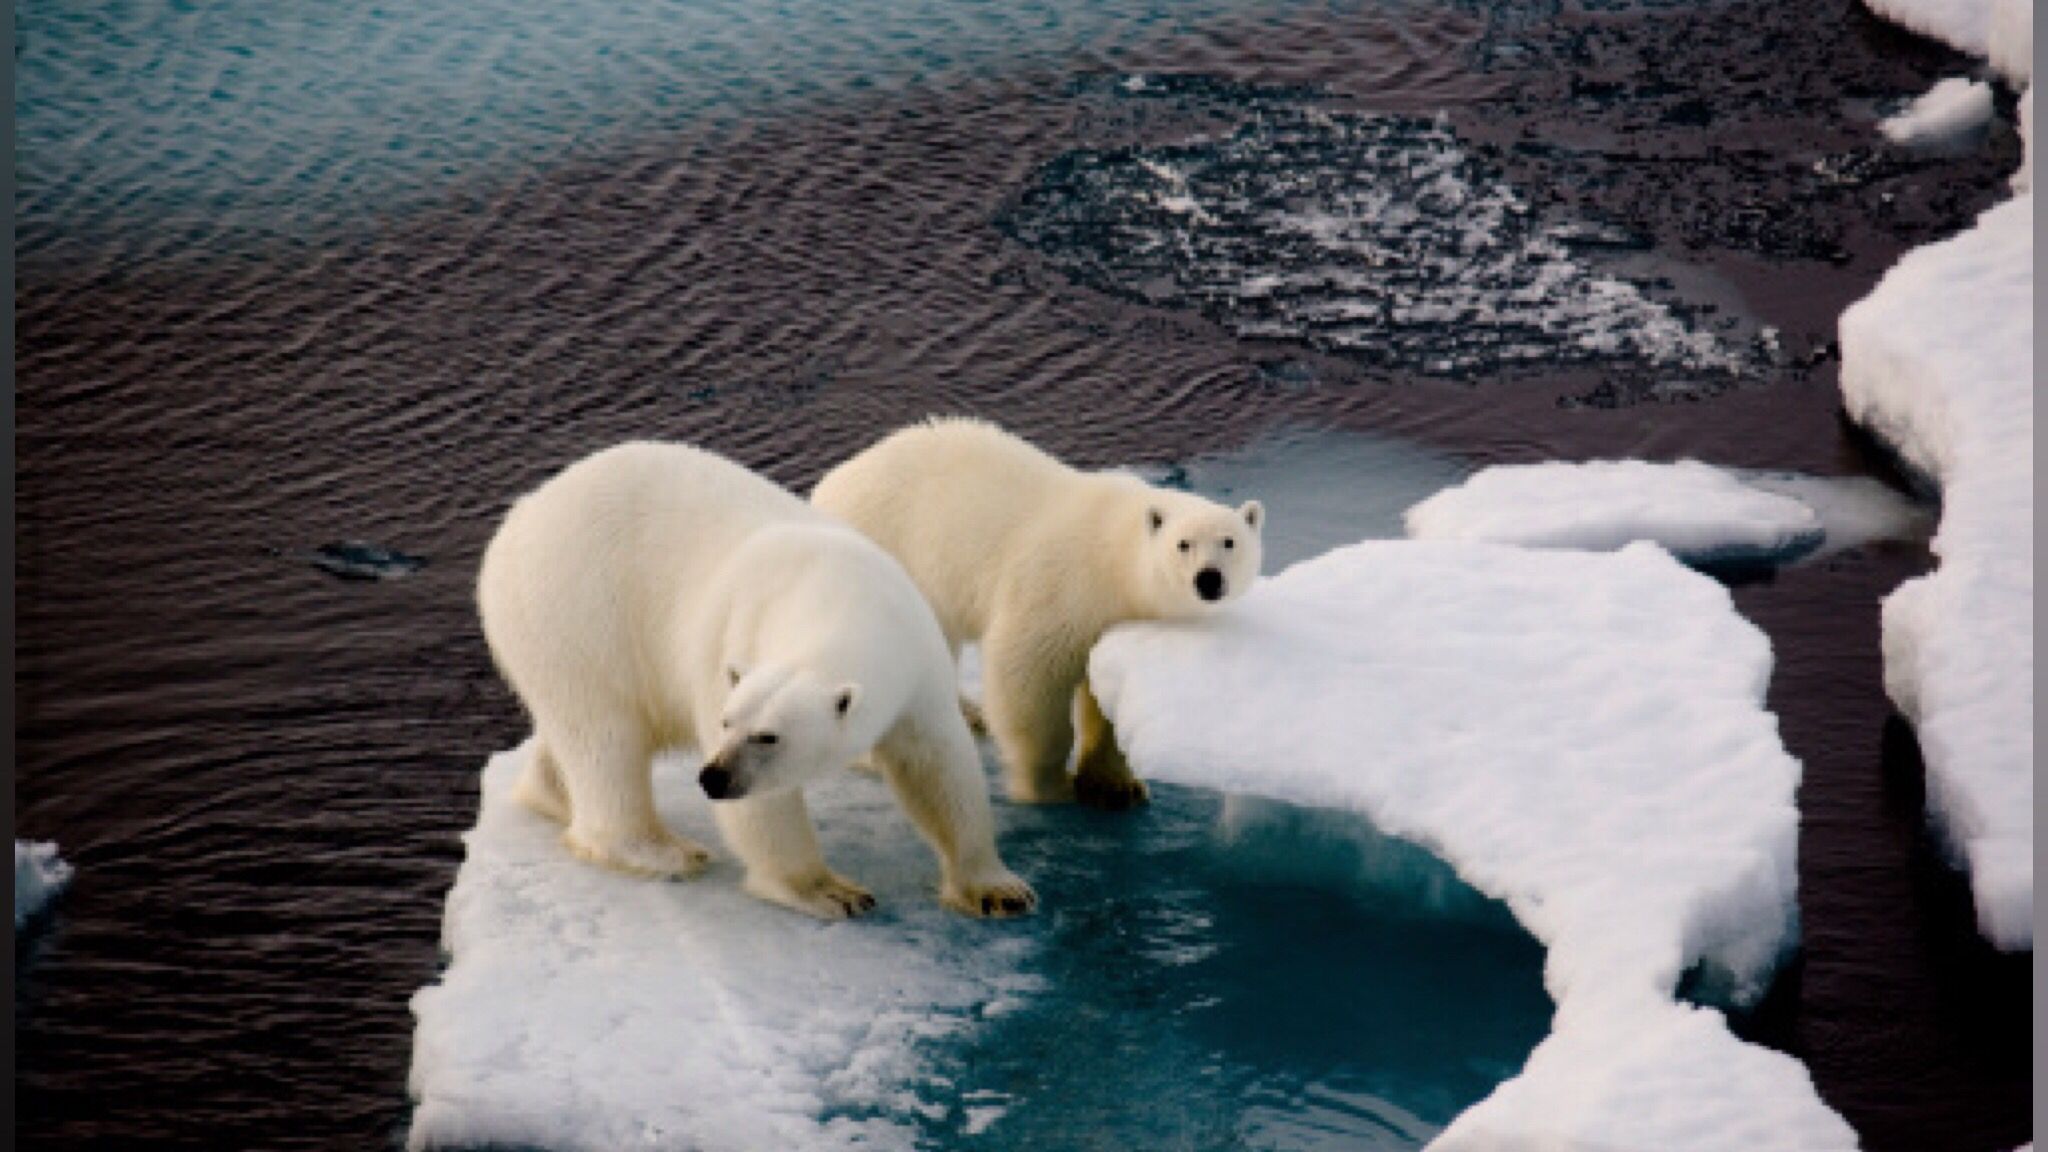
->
(1839, 191), (2034, 950)
(15, 840), (73, 930)
(406, 751), (1043, 1151)
(1090, 540), (1857, 1150)
(1880, 77), (1995, 147)
(1404, 460), (1826, 568)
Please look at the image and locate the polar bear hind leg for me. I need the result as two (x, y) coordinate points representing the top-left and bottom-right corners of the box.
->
(981, 620), (1078, 805)
(1073, 679), (1149, 810)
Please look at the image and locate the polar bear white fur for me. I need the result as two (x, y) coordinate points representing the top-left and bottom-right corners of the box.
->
(478, 441), (1035, 920)
(812, 419), (1263, 808)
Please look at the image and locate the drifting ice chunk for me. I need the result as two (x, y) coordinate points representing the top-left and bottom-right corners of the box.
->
(15, 840), (73, 929)
(1090, 540), (1855, 1151)
(1404, 459), (1825, 568)
(1840, 193), (2034, 950)
(1880, 77), (1995, 147)
(407, 751), (1041, 1152)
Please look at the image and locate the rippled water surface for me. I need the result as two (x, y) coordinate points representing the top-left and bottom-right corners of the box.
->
(15, 0), (2031, 1148)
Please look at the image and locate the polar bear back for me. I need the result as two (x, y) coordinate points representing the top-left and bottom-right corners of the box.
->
(811, 418), (1130, 642)
(479, 441), (821, 719)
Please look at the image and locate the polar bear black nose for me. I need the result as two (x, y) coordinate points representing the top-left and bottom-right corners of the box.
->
(699, 765), (734, 800)
(1195, 568), (1225, 601)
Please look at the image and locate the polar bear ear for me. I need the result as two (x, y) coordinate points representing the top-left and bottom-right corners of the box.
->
(1147, 508), (1164, 535)
(726, 664), (745, 689)
(834, 683), (861, 720)
(1239, 500), (1263, 531)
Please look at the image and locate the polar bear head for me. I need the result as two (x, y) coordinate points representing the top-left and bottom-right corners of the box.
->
(699, 665), (861, 801)
(1140, 491), (1264, 617)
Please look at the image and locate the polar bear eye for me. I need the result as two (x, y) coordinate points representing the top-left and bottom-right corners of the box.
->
(1177, 540), (1191, 553)
(751, 732), (778, 746)
(1223, 537), (1235, 550)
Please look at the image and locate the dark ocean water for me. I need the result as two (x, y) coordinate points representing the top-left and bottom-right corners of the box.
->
(13, 0), (2030, 1148)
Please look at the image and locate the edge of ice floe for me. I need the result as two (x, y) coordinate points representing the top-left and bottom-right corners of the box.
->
(1848, 0), (2035, 952)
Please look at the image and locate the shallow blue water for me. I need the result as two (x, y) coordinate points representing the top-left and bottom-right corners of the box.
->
(879, 785), (1551, 1149)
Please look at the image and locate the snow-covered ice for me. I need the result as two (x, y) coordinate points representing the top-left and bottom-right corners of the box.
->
(1988, 0), (2033, 86)
(1091, 540), (1856, 1151)
(15, 840), (73, 930)
(406, 751), (1043, 1152)
(1839, 191), (2034, 951)
(1404, 460), (1826, 567)
(1880, 77), (1995, 147)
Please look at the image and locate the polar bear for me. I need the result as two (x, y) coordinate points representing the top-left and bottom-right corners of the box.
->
(477, 441), (1036, 920)
(812, 419), (1263, 809)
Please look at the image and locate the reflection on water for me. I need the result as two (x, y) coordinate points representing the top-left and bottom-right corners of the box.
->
(15, 0), (1379, 264)
(888, 786), (1549, 1150)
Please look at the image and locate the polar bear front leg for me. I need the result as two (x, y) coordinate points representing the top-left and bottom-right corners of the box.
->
(712, 790), (876, 920)
(982, 620), (1079, 805)
(553, 726), (713, 879)
(1073, 679), (1149, 811)
(875, 716), (1036, 918)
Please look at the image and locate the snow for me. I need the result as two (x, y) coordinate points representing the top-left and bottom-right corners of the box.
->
(1403, 460), (1826, 567)
(15, 840), (73, 929)
(1839, 191), (2035, 951)
(407, 749), (1042, 1152)
(2016, 85), (2033, 191)
(1090, 540), (1856, 1151)
(1988, 0), (2033, 86)
(1880, 77), (1995, 147)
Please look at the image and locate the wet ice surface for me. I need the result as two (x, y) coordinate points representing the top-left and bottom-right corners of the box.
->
(1881, 77), (1997, 149)
(1002, 82), (1759, 381)
(409, 748), (1550, 1150)
(1406, 460), (1826, 567)
(1404, 459), (1934, 572)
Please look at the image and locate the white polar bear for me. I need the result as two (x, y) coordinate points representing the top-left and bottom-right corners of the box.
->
(812, 419), (1263, 809)
(477, 441), (1036, 920)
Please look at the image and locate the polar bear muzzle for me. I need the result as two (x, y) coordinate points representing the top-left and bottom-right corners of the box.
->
(698, 762), (737, 800)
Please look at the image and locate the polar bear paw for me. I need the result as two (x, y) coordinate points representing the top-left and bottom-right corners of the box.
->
(944, 870), (1038, 919)
(755, 871), (879, 920)
(565, 828), (713, 880)
(1075, 772), (1151, 811)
